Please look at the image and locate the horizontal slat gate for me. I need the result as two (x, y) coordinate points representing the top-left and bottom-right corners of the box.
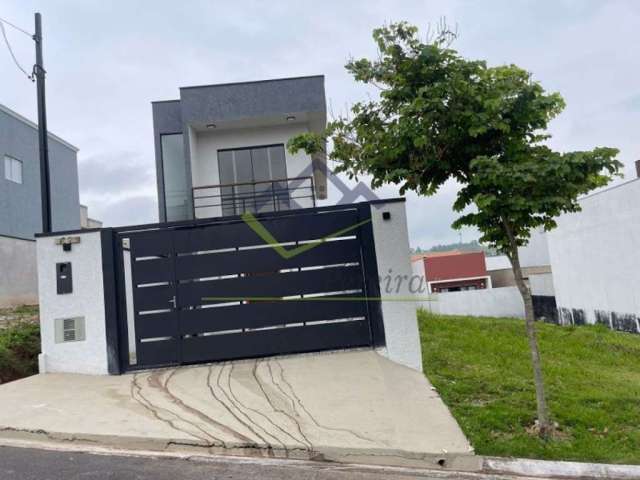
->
(122, 207), (376, 369)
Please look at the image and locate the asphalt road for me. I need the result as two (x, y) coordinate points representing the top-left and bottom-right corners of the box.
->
(0, 446), (518, 480)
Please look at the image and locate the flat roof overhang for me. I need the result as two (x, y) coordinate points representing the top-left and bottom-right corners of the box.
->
(180, 76), (327, 198)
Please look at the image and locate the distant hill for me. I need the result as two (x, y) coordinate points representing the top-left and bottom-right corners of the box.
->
(411, 240), (498, 256)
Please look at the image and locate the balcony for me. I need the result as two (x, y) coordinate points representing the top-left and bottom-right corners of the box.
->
(192, 176), (316, 219)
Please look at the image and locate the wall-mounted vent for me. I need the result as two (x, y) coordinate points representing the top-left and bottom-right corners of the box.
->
(55, 317), (86, 343)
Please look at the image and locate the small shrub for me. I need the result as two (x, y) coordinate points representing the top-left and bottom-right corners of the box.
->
(0, 322), (41, 384)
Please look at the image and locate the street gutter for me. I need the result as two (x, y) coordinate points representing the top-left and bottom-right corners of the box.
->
(1, 436), (639, 480)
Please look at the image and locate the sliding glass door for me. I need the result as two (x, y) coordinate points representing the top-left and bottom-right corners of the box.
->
(218, 144), (289, 215)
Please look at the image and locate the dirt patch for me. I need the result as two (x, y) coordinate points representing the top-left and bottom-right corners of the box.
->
(0, 305), (39, 330)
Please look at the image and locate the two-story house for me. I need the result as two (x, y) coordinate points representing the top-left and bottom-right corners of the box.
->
(0, 103), (81, 306)
(152, 75), (327, 222)
(36, 74), (422, 375)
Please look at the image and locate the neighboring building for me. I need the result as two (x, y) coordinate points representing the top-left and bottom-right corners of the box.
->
(0, 103), (81, 307)
(547, 175), (640, 333)
(412, 250), (491, 293)
(0, 104), (80, 237)
(415, 172), (640, 330)
(152, 76), (327, 222)
(413, 242), (556, 320)
(484, 254), (512, 287)
(80, 204), (103, 229)
(486, 250), (553, 292)
(412, 250), (525, 318)
(483, 236), (556, 321)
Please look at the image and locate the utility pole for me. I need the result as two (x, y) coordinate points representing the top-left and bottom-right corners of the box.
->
(34, 12), (51, 233)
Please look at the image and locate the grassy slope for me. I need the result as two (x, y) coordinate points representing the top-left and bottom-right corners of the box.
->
(419, 310), (640, 464)
(0, 306), (40, 384)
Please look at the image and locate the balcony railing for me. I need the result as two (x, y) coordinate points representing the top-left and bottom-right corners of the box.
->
(192, 176), (316, 218)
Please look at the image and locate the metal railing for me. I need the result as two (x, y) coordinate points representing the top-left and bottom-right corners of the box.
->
(192, 176), (316, 218)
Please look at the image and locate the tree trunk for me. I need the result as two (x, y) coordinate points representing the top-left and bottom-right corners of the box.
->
(502, 220), (553, 437)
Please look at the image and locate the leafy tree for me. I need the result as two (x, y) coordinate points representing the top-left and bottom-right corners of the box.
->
(427, 239), (496, 255)
(288, 22), (622, 436)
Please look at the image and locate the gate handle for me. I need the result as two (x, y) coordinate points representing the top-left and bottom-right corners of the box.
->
(169, 296), (177, 309)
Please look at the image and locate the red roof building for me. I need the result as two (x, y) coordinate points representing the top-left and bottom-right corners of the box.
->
(412, 251), (491, 293)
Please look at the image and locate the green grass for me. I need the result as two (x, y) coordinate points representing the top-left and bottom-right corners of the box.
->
(0, 321), (40, 384)
(419, 310), (640, 464)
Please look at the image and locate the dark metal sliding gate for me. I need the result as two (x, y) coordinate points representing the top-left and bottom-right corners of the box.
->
(115, 204), (383, 371)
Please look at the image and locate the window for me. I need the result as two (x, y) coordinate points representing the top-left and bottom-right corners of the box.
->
(160, 134), (189, 221)
(4, 155), (22, 184)
(218, 144), (288, 215)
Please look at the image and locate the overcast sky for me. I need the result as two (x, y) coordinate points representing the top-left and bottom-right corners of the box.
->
(2, 0), (639, 249)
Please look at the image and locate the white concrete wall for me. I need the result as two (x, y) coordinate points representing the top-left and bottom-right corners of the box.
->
(0, 235), (38, 307)
(529, 272), (555, 297)
(411, 257), (428, 295)
(519, 227), (551, 268)
(191, 124), (315, 218)
(37, 231), (109, 375)
(370, 201), (423, 372)
(485, 255), (511, 271)
(547, 178), (640, 330)
(80, 205), (88, 228)
(483, 232), (550, 272)
(80, 205), (102, 229)
(419, 286), (525, 318)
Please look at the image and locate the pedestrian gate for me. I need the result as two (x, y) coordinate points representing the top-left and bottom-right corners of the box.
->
(115, 204), (383, 371)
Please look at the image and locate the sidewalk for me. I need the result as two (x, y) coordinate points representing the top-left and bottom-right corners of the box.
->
(0, 349), (477, 470)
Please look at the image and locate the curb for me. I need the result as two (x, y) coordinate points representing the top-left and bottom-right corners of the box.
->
(484, 456), (640, 479)
(0, 428), (481, 472)
(2, 431), (639, 479)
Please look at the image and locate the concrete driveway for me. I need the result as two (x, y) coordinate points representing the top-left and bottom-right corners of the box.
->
(0, 350), (475, 470)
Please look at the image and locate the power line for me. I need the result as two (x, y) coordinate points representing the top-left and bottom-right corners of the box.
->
(0, 15), (32, 37)
(0, 19), (34, 81)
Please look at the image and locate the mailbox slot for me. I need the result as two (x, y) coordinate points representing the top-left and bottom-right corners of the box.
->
(56, 262), (73, 294)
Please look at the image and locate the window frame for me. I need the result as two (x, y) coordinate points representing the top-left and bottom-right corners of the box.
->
(216, 143), (288, 184)
(159, 133), (188, 222)
(216, 144), (289, 215)
(4, 155), (23, 184)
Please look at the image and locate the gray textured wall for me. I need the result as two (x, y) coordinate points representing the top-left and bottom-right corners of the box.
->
(0, 108), (80, 239)
(151, 100), (183, 222)
(179, 76), (326, 125)
(0, 235), (38, 307)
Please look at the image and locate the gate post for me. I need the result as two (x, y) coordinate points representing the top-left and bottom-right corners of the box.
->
(367, 199), (422, 372)
(357, 202), (386, 348)
(100, 228), (121, 374)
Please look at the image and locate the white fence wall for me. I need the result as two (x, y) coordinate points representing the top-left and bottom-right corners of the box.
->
(418, 286), (525, 318)
(37, 231), (110, 375)
(547, 178), (640, 332)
